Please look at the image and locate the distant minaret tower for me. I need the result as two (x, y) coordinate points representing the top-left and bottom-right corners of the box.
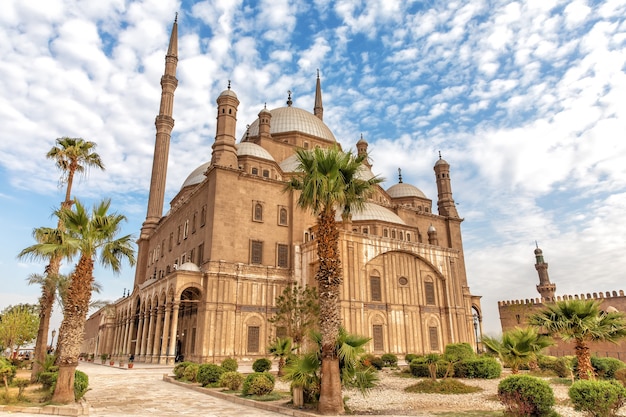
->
(434, 152), (459, 218)
(211, 81), (240, 168)
(142, 15), (178, 237)
(313, 69), (323, 121)
(534, 243), (556, 301)
(356, 134), (371, 168)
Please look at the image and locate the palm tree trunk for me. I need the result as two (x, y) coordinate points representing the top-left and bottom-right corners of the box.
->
(575, 341), (595, 380)
(52, 256), (94, 403)
(316, 210), (344, 415)
(29, 257), (59, 382)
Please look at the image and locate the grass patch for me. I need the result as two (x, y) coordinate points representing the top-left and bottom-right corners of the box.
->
(549, 377), (573, 386)
(405, 379), (483, 394)
(240, 391), (289, 402)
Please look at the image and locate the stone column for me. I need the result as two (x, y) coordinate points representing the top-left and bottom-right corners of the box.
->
(151, 305), (164, 361)
(167, 302), (180, 365)
(140, 310), (149, 359)
(145, 308), (155, 361)
(159, 302), (172, 364)
(134, 311), (144, 357)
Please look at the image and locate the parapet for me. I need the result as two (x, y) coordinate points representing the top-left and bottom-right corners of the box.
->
(498, 290), (625, 307)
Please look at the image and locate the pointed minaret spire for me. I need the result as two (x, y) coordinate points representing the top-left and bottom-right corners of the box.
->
(136, 16), (178, 286)
(314, 69), (323, 120)
(534, 244), (556, 301)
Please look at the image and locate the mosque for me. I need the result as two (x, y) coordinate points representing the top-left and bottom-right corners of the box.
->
(82, 18), (483, 364)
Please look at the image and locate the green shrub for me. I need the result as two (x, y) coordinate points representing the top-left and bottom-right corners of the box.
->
(183, 363), (199, 382)
(252, 358), (272, 373)
(221, 357), (238, 372)
(74, 370), (89, 401)
(569, 379), (626, 417)
(0, 358), (16, 385)
(405, 353), (418, 363)
(381, 353), (398, 367)
(615, 368), (626, 387)
(444, 343), (475, 362)
(405, 378), (482, 394)
(498, 375), (555, 417)
(591, 357), (626, 380)
(173, 361), (194, 379)
(197, 364), (225, 387)
(409, 358), (448, 378)
(242, 372), (275, 396)
(454, 357), (501, 379)
(361, 354), (384, 370)
(219, 371), (244, 390)
(38, 371), (58, 391)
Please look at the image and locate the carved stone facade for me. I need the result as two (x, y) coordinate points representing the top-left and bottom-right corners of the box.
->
(82, 20), (482, 364)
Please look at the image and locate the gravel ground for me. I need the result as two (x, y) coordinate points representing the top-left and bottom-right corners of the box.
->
(282, 369), (626, 417)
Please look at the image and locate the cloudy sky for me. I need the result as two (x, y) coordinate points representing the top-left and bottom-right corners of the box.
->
(1, 0), (625, 336)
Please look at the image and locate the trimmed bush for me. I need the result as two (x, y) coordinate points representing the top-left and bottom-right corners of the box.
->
(197, 364), (225, 387)
(252, 358), (272, 373)
(444, 343), (475, 362)
(221, 357), (238, 372)
(173, 361), (194, 379)
(591, 357), (626, 380)
(219, 371), (244, 391)
(242, 372), (275, 396)
(381, 353), (398, 367)
(183, 363), (199, 382)
(361, 354), (384, 370)
(405, 353), (418, 363)
(38, 372), (58, 391)
(74, 370), (89, 401)
(454, 357), (501, 379)
(569, 379), (626, 417)
(498, 375), (555, 417)
(537, 356), (574, 378)
(409, 358), (448, 379)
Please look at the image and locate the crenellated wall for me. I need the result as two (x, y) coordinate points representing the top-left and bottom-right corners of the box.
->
(498, 290), (626, 307)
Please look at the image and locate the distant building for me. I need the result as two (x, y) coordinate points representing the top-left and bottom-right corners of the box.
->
(498, 245), (626, 360)
(82, 18), (482, 364)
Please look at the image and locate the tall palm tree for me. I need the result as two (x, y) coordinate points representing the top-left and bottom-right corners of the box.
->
(286, 146), (382, 414)
(482, 327), (553, 374)
(25, 138), (104, 381)
(529, 299), (626, 380)
(23, 199), (135, 402)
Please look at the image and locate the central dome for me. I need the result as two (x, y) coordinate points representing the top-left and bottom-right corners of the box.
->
(243, 107), (336, 142)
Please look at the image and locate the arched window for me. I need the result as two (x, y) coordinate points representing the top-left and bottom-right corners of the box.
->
(279, 207), (288, 226)
(254, 203), (263, 222)
(251, 167), (258, 175)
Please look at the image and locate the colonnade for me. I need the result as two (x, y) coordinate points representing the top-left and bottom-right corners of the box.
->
(110, 300), (181, 364)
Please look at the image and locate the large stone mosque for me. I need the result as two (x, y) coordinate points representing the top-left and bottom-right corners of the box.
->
(82, 19), (483, 364)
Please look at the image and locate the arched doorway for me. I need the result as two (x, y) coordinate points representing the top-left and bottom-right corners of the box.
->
(176, 287), (201, 361)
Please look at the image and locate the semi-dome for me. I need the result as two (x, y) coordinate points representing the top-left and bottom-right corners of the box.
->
(387, 183), (427, 199)
(178, 262), (201, 272)
(243, 107), (336, 142)
(181, 161), (211, 189)
(236, 142), (275, 161)
(336, 202), (406, 225)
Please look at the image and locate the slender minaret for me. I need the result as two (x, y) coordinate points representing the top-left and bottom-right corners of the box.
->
(434, 152), (459, 218)
(356, 134), (371, 168)
(313, 69), (323, 121)
(534, 244), (556, 301)
(142, 15), (178, 237)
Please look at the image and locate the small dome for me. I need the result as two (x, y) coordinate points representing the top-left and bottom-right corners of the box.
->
(243, 106), (336, 142)
(534, 247), (543, 255)
(435, 157), (449, 166)
(428, 224), (436, 233)
(236, 142), (275, 161)
(178, 262), (201, 272)
(279, 154), (300, 172)
(336, 202), (406, 225)
(219, 88), (238, 98)
(387, 183), (427, 199)
(181, 161), (210, 189)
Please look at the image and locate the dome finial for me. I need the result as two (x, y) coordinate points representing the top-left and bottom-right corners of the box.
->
(317, 68), (320, 79)
(227, 80), (231, 90)
(438, 150), (442, 159)
(264, 102), (267, 109)
(398, 168), (403, 183)
(287, 90), (293, 106)
(174, 12), (178, 23)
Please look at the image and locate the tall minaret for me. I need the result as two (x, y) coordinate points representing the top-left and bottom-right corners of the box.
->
(534, 244), (556, 301)
(142, 15), (178, 236)
(313, 69), (323, 121)
(135, 16), (178, 287)
(434, 152), (459, 218)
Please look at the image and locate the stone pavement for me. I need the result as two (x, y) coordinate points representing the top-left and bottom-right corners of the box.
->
(0, 361), (291, 417)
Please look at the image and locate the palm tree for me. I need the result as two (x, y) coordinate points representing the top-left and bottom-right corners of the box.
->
(268, 337), (296, 377)
(21, 138), (104, 381)
(23, 199), (135, 402)
(286, 146), (382, 414)
(529, 299), (626, 380)
(482, 327), (553, 374)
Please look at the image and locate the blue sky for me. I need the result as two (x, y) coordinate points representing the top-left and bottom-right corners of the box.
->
(1, 0), (625, 336)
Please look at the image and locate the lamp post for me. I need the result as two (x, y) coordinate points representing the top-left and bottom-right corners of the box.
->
(50, 329), (57, 353)
(472, 314), (480, 353)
